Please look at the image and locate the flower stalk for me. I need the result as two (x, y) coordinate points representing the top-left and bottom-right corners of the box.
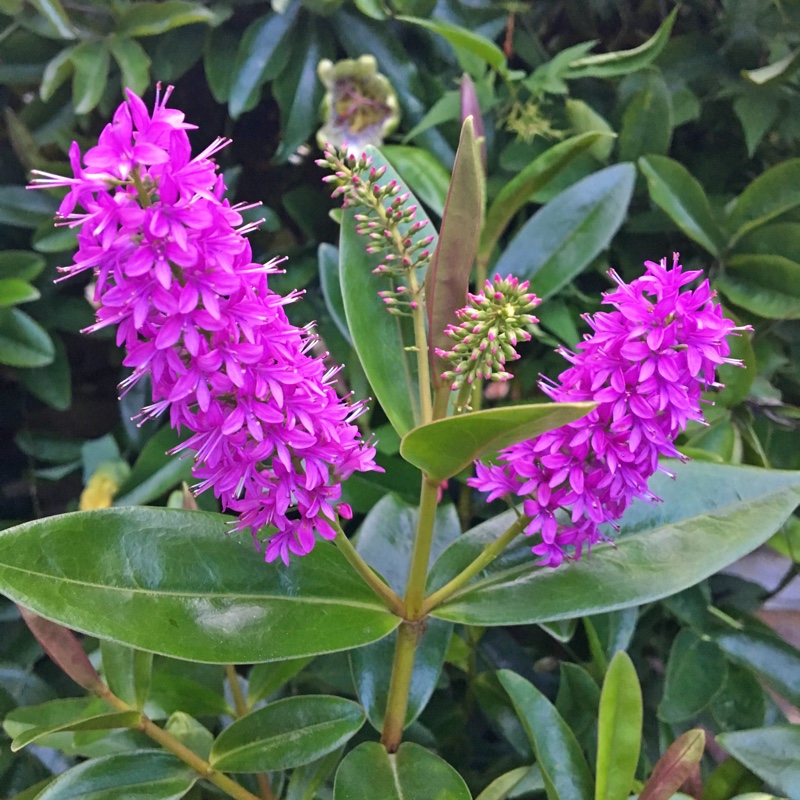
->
(318, 146), (436, 423)
(332, 519), (405, 616)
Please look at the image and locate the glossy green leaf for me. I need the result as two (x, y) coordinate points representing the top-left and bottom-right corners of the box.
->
(556, 662), (600, 744)
(286, 747), (345, 800)
(713, 625), (800, 707)
(382, 145), (450, 218)
(203, 24), (238, 104)
(0, 507), (400, 663)
(0, 278), (38, 307)
(70, 40), (110, 115)
(108, 36), (151, 96)
(3, 697), (91, 739)
(639, 155), (726, 256)
(247, 657), (313, 706)
(734, 90), (780, 158)
(424, 117), (483, 386)
(6, 698), (139, 752)
(114, 426), (194, 507)
(353, 0), (385, 18)
(494, 164), (635, 299)
(0, 251), (45, 282)
(352, 496), (459, 729)
(476, 766), (538, 800)
(40, 47), (74, 101)
(734, 222), (800, 260)
(400, 402), (595, 482)
(228, 8), (297, 118)
(333, 741), (472, 800)
(145, 670), (230, 720)
(474, 671), (533, 758)
(639, 729), (705, 800)
(0, 186), (58, 228)
(498, 670), (593, 800)
(34, 750), (197, 800)
(273, 19), (329, 161)
(566, 100), (615, 160)
(0, 308), (54, 367)
(398, 16), (506, 73)
(18, 333), (71, 410)
(116, 1), (217, 36)
(210, 695), (365, 772)
(429, 462), (800, 626)
(717, 726), (800, 800)
(596, 651), (642, 800)
(339, 147), (435, 435)
(728, 159), (800, 243)
(481, 132), (609, 260)
(704, 758), (763, 800)
(715, 271), (800, 319)
(32, 221), (78, 253)
(30, 0), (76, 39)
(743, 49), (800, 85)
(565, 8), (678, 79)
(659, 629), (726, 722)
(318, 243), (351, 346)
(101, 641), (153, 711)
(718, 254), (800, 319)
(164, 712), (213, 760)
(618, 71), (672, 162)
(711, 664), (766, 731)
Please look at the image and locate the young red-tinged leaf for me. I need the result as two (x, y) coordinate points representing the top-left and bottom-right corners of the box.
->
(639, 729), (705, 800)
(19, 607), (103, 692)
(460, 74), (486, 168)
(425, 116), (484, 393)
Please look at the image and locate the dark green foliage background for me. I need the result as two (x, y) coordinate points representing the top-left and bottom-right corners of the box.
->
(0, 0), (799, 798)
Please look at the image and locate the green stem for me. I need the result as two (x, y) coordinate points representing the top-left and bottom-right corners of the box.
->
(420, 514), (529, 616)
(379, 621), (420, 752)
(131, 167), (152, 208)
(405, 475), (442, 621)
(333, 521), (405, 617)
(379, 474), (441, 750)
(471, 252), (490, 412)
(225, 666), (275, 800)
(98, 686), (261, 800)
(406, 267), (433, 424)
(432, 384), (450, 421)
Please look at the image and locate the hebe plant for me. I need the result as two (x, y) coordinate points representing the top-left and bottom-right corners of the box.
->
(0, 14), (800, 799)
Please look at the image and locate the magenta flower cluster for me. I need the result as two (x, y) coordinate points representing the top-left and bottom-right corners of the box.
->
(470, 256), (745, 567)
(30, 86), (378, 565)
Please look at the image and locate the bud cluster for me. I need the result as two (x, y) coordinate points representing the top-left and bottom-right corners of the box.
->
(317, 145), (435, 316)
(437, 275), (540, 402)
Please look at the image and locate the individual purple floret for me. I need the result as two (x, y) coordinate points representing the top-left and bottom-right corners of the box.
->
(469, 255), (747, 567)
(30, 85), (378, 565)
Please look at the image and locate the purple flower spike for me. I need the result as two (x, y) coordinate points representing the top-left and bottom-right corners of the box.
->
(469, 255), (748, 567)
(30, 85), (379, 564)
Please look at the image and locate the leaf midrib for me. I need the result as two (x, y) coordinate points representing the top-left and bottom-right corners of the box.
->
(0, 562), (388, 611)
(442, 486), (800, 601)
